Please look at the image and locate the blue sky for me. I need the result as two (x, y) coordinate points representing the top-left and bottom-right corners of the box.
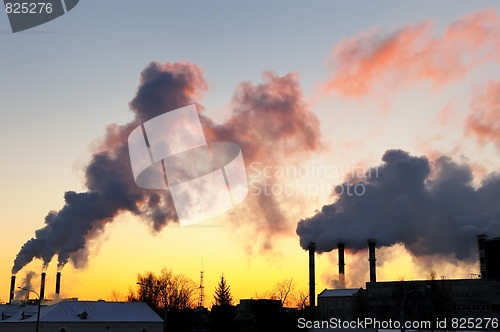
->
(1, 0), (497, 175)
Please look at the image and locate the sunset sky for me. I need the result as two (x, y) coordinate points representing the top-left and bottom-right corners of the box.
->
(0, 1), (499, 305)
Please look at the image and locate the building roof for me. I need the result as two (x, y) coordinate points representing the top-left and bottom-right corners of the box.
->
(318, 288), (361, 298)
(0, 301), (162, 323)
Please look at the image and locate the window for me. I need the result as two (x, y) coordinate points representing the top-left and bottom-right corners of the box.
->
(21, 312), (34, 320)
(1, 313), (12, 320)
(77, 311), (88, 320)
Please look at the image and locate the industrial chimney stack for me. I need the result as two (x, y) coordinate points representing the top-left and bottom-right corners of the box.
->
(368, 240), (377, 283)
(9, 275), (16, 304)
(338, 243), (345, 288)
(40, 272), (46, 301)
(478, 235), (486, 279)
(55, 272), (61, 295)
(308, 242), (316, 308)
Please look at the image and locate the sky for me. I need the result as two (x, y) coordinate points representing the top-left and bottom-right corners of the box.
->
(0, 1), (499, 305)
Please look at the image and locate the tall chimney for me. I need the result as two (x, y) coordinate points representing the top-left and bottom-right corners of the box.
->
(478, 235), (486, 279)
(9, 275), (16, 304)
(308, 242), (316, 308)
(368, 240), (377, 283)
(55, 272), (61, 295)
(338, 243), (345, 288)
(40, 272), (46, 301)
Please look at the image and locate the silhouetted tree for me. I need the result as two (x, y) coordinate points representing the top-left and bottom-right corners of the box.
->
(273, 277), (294, 307)
(211, 274), (236, 332)
(427, 270), (437, 280)
(157, 268), (197, 311)
(110, 289), (125, 302)
(213, 274), (233, 307)
(132, 268), (197, 312)
(137, 271), (159, 310)
(293, 290), (308, 310)
(262, 277), (304, 308)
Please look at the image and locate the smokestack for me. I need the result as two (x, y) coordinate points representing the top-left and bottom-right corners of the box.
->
(9, 275), (15, 304)
(368, 240), (376, 283)
(308, 242), (316, 308)
(338, 243), (345, 288)
(478, 235), (486, 279)
(40, 272), (46, 300)
(55, 272), (61, 295)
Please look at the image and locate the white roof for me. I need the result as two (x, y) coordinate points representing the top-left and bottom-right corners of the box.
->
(318, 288), (361, 298)
(0, 301), (162, 323)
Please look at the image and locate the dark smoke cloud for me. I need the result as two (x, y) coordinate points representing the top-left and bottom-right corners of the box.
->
(297, 150), (500, 262)
(13, 64), (323, 273)
(12, 62), (207, 274)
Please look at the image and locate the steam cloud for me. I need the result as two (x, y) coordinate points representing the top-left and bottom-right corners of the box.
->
(13, 64), (322, 273)
(204, 71), (322, 249)
(12, 62), (207, 274)
(297, 150), (500, 262)
(15, 271), (37, 300)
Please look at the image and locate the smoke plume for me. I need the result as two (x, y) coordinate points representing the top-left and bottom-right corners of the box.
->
(12, 62), (207, 274)
(297, 149), (500, 262)
(204, 71), (323, 249)
(15, 271), (37, 300)
(13, 64), (322, 273)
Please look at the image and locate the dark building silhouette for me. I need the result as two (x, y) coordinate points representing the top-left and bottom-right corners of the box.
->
(318, 288), (366, 321)
(482, 237), (500, 279)
(235, 299), (284, 332)
(317, 236), (500, 328)
(366, 279), (500, 325)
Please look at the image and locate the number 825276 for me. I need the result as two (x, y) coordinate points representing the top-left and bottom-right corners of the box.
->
(5, 2), (53, 14)
(451, 317), (499, 329)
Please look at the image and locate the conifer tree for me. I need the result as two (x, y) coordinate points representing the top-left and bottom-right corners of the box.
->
(213, 274), (233, 306)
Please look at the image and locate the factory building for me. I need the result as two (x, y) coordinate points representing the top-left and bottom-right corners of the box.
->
(317, 288), (365, 321)
(366, 278), (500, 322)
(479, 236), (500, 279)
(0, 300), (163, 332)
(315, 236), (500, 324)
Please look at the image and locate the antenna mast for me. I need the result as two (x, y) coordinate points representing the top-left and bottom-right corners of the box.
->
(198, 257), (205, 307)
